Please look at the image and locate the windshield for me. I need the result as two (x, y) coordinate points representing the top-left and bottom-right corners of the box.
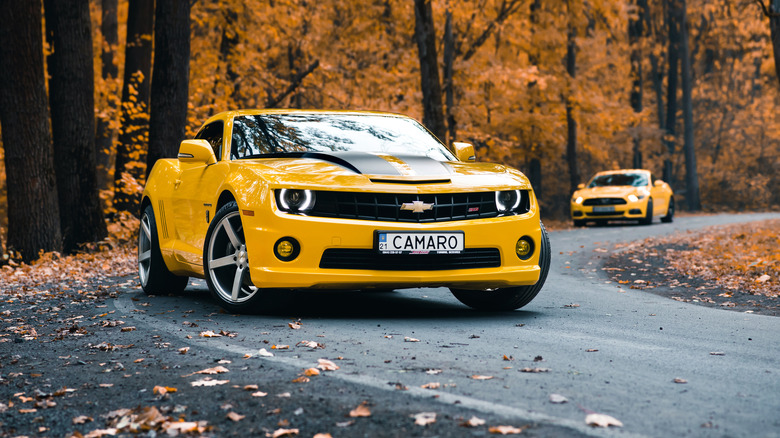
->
(588, 173), (648, 188)
(230, 113), (456, 161)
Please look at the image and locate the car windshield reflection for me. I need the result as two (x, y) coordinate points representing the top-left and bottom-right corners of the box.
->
(588, 173), (648, 188)
(230, 113), (456, 161)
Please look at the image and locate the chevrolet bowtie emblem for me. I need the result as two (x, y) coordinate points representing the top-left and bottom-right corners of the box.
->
(400, 201), (434, 213)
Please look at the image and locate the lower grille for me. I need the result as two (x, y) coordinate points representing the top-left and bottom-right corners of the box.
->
(583, 198), (626, 206)
(319, 248), (501, 270)
(587, 211), (624, 217)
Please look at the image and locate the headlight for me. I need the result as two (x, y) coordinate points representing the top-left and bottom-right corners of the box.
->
(627, 194), (639, 203)
(277, 189), (316, 213)
(573, 196), (583, 204)
(495, 190), (522, 213)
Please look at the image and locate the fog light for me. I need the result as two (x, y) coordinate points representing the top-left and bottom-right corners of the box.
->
(274, 237), (300, 261)
(515, 237), (534, 260)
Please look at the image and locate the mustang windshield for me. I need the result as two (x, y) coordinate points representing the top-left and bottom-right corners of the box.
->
(588, 173), (648, 188)
(230, 113), (456, 161)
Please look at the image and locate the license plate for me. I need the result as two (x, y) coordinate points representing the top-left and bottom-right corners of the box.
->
(376, 231), (464, 255)
(593, 206), (615, 213)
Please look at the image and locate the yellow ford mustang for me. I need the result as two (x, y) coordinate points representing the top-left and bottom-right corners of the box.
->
(139, 110), (549, 313)
(570, 169), (674, 227)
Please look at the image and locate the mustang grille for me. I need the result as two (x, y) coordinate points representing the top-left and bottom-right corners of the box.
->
(308, 191), (528, 223)
(319, 248), (501, 270)
(583, 197), (627, 206)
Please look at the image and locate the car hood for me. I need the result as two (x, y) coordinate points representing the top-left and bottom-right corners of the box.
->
(235, 152), (531, 191)
(575, 186), (646, 198)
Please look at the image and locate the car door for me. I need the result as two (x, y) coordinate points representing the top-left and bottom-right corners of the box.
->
(171, 121), (228, 268)
(649, 173), (668, 215)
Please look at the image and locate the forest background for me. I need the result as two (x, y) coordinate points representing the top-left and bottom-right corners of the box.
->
(0, 0), (778, 262)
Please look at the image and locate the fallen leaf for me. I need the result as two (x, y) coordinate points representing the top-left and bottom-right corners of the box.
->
(349, 402), (371, 418)
(272, 344), (290, 350)
(297, 340), (324, 349)
(673, 378), (688, 384)
(251, 391), (268, 397)
(178, 347), (190, 354)
(291, 376), (310, 383)
(502, 355), (514, 361)
(586, 349), (599, 352)
(461, 416), (486, 427)
(217, 359), (232, 364)
(304, 368), (320, 377)
(165, 422), (203, 435)
(99, 383), (114, 388)
(421, 382), (440, 389)
(564, 303), (580, 308)
(227, 411), (245, 422)
(585, 413), (623, 428)
(289, 322), (302, 330)
(312, 434), (333, 438)
(317, 359), (339, 371)
(134, 358), (144, 363)
(191, 378), (229, 387)
(756, 274), (770, 283)
(195, 366), (229, 375)
(72, 415), (93, 424)
(549, 393), (568, 404)
(488, 425), (525, 434)
(153, 386), (177, 395)
(199, 330), (222, 337)
(412, 412), (436, 426)
(272, 428), (299, 438)
(471, 375), (494, 380)
(258, 348), (274, 357)
(404, 337), (420, 342)
(244, 384), (259, 391)
(709, 352), (725, 356)
(425, 369), (442, 375)
(120, 327), (136, 332)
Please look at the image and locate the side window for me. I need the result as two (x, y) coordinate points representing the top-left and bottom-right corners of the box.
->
(195, 121), (224, 160)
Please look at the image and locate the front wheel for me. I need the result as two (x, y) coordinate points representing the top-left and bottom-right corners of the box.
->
(450, 223), (551, 311)
(640, 198), (653, 225)
(138, 204), (188, 295)
(661, 197), (674, 223)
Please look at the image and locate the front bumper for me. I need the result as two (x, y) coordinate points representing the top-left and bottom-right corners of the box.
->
(241, 210), (543, 289)
(570, 198), (648, 220)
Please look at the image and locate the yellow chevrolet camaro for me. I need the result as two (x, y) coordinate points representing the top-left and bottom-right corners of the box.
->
(570, 169), (674, 227)
(138, 110), (549, 313)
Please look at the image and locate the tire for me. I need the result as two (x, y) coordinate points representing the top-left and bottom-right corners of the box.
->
(640, 198), (653, 225)
(138, 204), (188, 295)
(661, 197), (674, 223)
(204, 201), (277, 314)
(573, 219), (586, 227)
(450, 222), (551, 311)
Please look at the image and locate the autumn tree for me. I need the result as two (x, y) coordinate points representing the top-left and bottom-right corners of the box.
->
(565, 0), (579, 195)
(147, 0), (191, 173)
(754, 0), (780, 86)
(0, 1), (62, 261)
(95, 0), (120, 194)
(414, 0), (447, 141)
(44, 0), (108, 252)
(678, 0), (700, 211)
(114, 0), (154, 214)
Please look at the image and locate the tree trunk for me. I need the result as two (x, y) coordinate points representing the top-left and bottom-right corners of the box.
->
(44, 0), (108, 253)
(679, 0), (701, 211)
(664, 0), (681, 185)
(147, 0), (191, 175)
(114, 0), (155, 214)
(413, 0), (446, 141)
(630, 0), (647, 169)
(96, 0), (119, 195)
(0, 1), (63, 262)
(771, 0), (780, 87)
(443, 9), (456, 144)
(565, 6), (579, 195)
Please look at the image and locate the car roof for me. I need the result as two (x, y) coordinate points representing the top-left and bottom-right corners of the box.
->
(593, 169), (650, 176)
(200, 109), (412, 127)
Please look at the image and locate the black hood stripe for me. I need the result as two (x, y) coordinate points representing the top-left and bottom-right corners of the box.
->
(303, 151), (450, 176)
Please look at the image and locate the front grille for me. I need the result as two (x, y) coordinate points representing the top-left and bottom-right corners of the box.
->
(308, 191), (519, 223)
(587, 211), (624, 217)
(319, 248), (501, 270)
(583, 197), (626, 206)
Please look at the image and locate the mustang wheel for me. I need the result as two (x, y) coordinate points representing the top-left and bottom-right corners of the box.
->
(204, 201), (266, 313)
(661, 197), (674, 223)
(450, 223), (551, 311)
(641, 198), (653, 225)
(138, 205), (188, 295)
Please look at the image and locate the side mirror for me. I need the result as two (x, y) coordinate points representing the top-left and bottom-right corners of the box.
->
(452, 142), (476, 162)
(577, 183), (585, 190)
(654, 180), (664, 187)
(178, 139), (216, 165)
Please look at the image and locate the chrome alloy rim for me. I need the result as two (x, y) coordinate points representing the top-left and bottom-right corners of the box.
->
(138, 213), (152, 287)
(206, 211), (258, 303)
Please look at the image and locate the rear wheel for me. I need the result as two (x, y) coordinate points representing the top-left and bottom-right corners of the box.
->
(138, 204), (188, 295)
(661, 197), (674, 223)
(641, 198), (653, 225)
(450, 223), (551, 311)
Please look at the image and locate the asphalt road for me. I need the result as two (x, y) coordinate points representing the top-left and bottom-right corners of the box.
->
(101, 212), (780, 437)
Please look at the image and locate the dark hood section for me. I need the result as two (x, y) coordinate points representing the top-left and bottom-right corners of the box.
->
(300, 151), (451, 177)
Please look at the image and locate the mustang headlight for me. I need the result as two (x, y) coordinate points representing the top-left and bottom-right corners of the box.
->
(627, 194), (639, 203)
(277, 189), (316, 213)
(495, 190), (522, 213)
(573, 196), (583, 204)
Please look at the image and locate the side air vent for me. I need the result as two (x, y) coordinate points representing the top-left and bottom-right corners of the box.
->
(158, 200), (169, 239)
